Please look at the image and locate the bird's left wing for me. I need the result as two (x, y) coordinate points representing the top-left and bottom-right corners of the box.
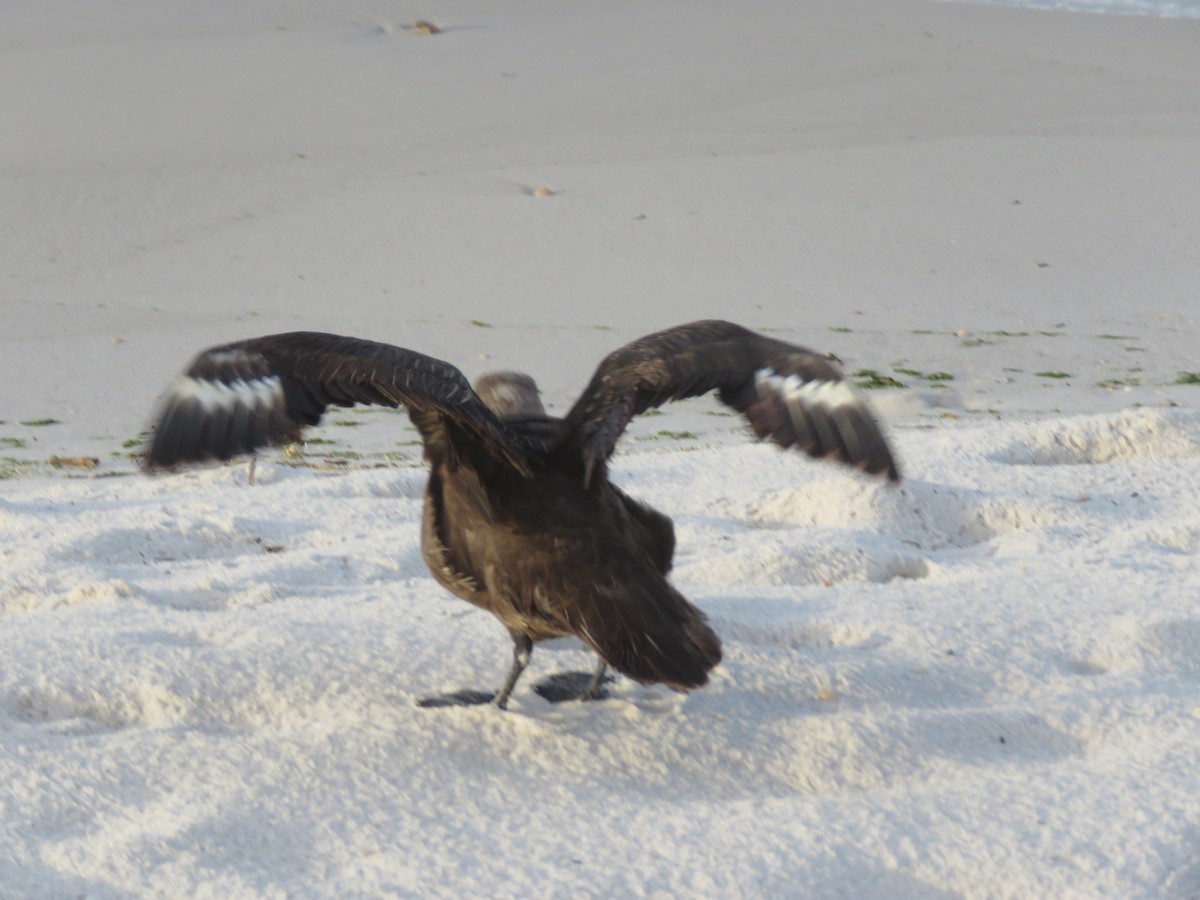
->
(143, 332), (530, 474)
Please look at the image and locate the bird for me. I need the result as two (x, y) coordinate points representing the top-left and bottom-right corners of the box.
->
(143, 319), (900, 709)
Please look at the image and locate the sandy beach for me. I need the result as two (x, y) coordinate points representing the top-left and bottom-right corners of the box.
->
(2, 0), (1199, 896)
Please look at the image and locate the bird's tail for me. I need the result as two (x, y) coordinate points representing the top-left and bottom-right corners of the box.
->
(573, 568), (722, 691)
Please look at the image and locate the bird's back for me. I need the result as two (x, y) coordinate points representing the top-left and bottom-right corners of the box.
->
(424, 429), (721, 690)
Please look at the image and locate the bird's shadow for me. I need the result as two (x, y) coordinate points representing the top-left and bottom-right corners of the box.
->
(416, 670), (615, 708)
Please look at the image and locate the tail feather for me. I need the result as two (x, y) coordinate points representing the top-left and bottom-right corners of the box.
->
(574, 573), (721, 691)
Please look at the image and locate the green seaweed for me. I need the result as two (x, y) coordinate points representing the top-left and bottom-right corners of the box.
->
(0, 457), (32, 479)
(853, 369), (906, 390)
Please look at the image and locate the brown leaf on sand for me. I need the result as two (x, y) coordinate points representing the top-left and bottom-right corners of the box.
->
(49, 456), (99, 469)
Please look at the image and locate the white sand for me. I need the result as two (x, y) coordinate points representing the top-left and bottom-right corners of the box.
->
(2, 0), (1199, 896)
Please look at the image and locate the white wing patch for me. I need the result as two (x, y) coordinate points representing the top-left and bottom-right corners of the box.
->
(204, 350), (255, 367)
(754, 368), (857, 409)
(170, 374), (284, 414)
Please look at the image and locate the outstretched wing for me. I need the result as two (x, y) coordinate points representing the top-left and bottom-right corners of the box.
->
(562, 320), (899, 485)
(143, 332), (530, 474)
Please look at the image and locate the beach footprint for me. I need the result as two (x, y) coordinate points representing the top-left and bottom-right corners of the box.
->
(992, 409), (1200, 467)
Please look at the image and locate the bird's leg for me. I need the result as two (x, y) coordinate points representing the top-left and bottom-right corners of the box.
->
(580, 659), (609, 701)
(493, 633), (533, 710)
(417, 634), (534, 710)
(533, 657), (615, 703)
(247, 454), (257, 485)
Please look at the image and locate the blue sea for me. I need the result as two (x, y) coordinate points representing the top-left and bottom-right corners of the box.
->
(945, 0), (1200, 16)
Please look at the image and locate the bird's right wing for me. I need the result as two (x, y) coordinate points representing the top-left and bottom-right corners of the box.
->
(562, 320), (900, 485)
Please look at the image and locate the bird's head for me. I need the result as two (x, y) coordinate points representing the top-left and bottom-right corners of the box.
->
(474, 371), (545, 419)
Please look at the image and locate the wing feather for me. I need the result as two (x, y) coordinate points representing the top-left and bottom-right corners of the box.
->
(563, 320), (900, 483)
(143, 332), (530, 474)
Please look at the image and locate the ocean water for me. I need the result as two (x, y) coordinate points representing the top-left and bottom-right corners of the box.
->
(942, 0), (1200, 16)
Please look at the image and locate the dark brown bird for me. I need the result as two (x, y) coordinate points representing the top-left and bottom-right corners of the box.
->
(143, 320), (900, 708)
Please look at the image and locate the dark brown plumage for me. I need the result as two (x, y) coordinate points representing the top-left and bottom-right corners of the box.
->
(144, 320), (900, 708)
